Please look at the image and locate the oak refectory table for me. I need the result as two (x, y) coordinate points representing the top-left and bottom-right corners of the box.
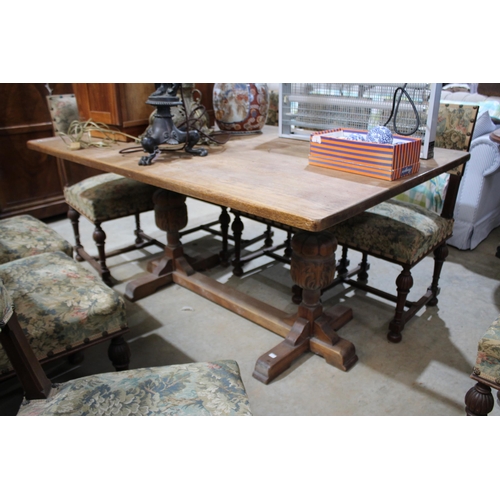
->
(28, 127), (470, 384)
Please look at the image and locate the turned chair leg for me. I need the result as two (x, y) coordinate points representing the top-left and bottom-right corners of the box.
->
(465, 382), (495, 416)
(68, 207), (84, 262)
(134, 212), (144, 245)
(264, 224), (273, 247)
(428, 242), (448, 306)
(358, 251), (370, 281)
(388, 266), (413, 343)
(219, 207), (231, 266)
(108, 336), (131, 371)
(231, 213), (244, 277)
(336, 246), (350, 276)
(93, 223), (113, 286)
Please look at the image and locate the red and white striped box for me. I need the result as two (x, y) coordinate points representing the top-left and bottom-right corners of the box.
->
(309, 128), (421, 181)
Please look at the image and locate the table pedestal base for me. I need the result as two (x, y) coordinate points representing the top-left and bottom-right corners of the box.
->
(124, 189), (358, 383)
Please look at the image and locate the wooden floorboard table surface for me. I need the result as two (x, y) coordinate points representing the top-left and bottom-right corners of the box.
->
(28, 127), (470, 232)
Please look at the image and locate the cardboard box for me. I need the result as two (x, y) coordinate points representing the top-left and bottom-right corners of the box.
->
(309, 128), (421, 181)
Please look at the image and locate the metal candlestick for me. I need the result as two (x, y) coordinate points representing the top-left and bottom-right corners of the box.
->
(139, 83), (207, 166)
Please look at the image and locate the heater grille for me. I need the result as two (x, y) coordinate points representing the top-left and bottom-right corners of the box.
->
(279, 83), (441, 159)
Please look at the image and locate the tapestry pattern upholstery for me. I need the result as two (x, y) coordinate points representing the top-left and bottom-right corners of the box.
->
(17, 360), (252, 416)
(0, 215), (72, 265)
(473, 315), (500, 386)
(64, 173), (158, 223)
(0, 251), (127, 374)
(332, 199), (454, 265)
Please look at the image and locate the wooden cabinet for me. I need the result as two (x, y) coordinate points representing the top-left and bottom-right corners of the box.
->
(0, 83), (215, 220)
(0, 83), (100, 220)
(73, 83), (155, 141)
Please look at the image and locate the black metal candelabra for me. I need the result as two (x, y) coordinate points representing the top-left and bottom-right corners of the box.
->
(139, 83), (207, 166)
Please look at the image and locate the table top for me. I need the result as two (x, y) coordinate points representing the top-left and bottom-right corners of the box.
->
(28, 127), (470, 232)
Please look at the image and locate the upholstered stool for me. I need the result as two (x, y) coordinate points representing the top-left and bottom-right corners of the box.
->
(64, 173), (163, 286)
(0, 214), (72, 265)
(0, 250), (129, 380)
(330, 198), (454, 342)
(465, 316), (500, 416)
(0, 279), (251, 416)
(16, 360), (252, 416)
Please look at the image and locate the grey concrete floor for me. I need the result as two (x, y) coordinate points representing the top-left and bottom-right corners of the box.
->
(1, 198), (500, 416)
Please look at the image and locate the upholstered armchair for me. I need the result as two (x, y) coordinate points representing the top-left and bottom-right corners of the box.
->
(0, 278), (252, 416)
(465, 315), (500, 416)
(0, 250), (130, 382)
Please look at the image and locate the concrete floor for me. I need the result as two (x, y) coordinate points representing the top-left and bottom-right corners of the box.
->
(1, 198), (500, 416)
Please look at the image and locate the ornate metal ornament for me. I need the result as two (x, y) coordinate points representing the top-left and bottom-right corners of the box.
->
(139, 83), (207, 165)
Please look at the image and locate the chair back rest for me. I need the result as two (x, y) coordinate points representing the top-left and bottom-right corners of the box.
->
(435, 103), (479, 218)
(0, 279), (52, 400)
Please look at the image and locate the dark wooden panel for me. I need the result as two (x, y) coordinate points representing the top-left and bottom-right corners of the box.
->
(0, 83), (98, 220)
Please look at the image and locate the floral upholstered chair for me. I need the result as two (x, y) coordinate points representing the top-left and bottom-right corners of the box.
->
(46, 93), (164, 287)
(0, 214), (73, 264)
(0, 278), (252, 416)
(465, 316), (500, 416)
(0, 251), (130, 383)
(394, 103), (479, 213)
(328, 103), (479, 343)
(64, 173), (164, 286)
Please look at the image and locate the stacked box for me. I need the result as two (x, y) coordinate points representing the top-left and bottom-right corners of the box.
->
(309, 128), (422, 181)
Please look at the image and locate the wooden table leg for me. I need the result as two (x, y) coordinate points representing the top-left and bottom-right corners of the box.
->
(253, 231), (358, 384)
(125, 189), (194, 301)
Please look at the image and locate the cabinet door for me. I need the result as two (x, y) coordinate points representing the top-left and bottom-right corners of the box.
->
(73, 83), (155, 140)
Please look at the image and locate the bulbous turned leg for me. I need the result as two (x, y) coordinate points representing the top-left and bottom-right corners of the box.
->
(253, 231), (357, 384)
(108, 336), (131, 371)
(93, 223), (112, 286)
(428, 243), (448, 306)
(388, 266), (413, 343)
(67, 207), (84, 261)
(465, 382), (494, 416)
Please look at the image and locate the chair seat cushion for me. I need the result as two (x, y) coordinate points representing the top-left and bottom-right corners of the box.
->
(473, 316), (500, 386)
(17, 360), (252, 416)
(332, 199), (454, 265)
(0, 215), (73, 265)
(64, 173), (157, 223)
(0, 251), (127, 374)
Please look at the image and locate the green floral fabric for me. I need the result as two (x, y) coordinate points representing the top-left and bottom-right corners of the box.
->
(394, 174), (449, 213)
(394, 103), (478, 213)
(0, 251), (127, 374)
(0, 278), (13, 326)
(0, 215), (73, 265)
(332, 199), (454, 265)
(17, 360), (252, 416)
(474, 316), (500, 386)
(64, 173), (158, 223)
